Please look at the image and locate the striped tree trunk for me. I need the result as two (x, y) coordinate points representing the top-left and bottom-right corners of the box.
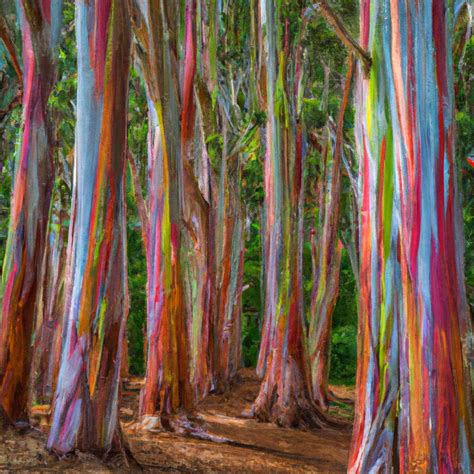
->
(212, 144), (245, 392)
(132, 0), (211, 422)
(47, 0), (131, 456)
(308, 131), (343, 410)
(0, 0), (61, 425)
(309, 57), (355, 410)
(32, 157), (70, 405)
(197, 0), (247, 393)
(252, 0), (326, 429)
(349, 1), (472, 471)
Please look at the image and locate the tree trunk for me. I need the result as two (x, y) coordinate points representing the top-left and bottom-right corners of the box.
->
(32, 158), (70, 405)
(137, 106), (191, 423)
(132, 0), (209, 423)
(182, 159), (212, 402)
(349, 1), (472, 471)
(212, 148), (245, 392)
(47, 0), (131, 457)
(309, 57), (354, 410)
(0, 0), (61, 425)
(196, 0), (251, 393)
(252, 0), (326, 429)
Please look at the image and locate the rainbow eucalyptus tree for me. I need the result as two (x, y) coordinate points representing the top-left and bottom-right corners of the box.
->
(32, 155), (70, 405)
(308, 56), (354, 410)
(210, 134), (246, 392)
(207, 116), (247, 393)
(131, 0), (211, 425)
(349, 0), (472, 471)
(0, 0), (61, 425)
(308, 130), (343, 409)
(252, 0), (326, 428)
(47, 0), (131, 457)
(212, 166), (245, 391)
(197, 0), (254, 393)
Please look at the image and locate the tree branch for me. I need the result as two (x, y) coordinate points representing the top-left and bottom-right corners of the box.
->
(127, 149), (149, 250)
(0, 88), (21, 122)
(0, 17), (23, 84)
(333, 54), (355, 178)
(314, 1), (372, 77)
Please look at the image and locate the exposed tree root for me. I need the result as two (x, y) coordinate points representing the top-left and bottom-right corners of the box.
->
(327, 389), (354, 406)
(46, 422), (141, 470)
(314, 386), (355, 411)
(102, 440), (142, 471)
(134, 410), (204, 434)
(250, 389), (329, 430)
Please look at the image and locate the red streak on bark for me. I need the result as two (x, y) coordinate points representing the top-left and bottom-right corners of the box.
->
(92, 0), (112, 97)
(181, 0), (197, 145)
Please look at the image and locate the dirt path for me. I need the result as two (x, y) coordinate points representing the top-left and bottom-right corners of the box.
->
(0, 369), (353, 472)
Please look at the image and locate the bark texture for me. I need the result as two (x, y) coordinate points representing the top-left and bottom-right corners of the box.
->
(47, 0), (131, 456)
(253, 0), (326, 429)
(349, 1), (472, 471)
(0, 0), (61, 424)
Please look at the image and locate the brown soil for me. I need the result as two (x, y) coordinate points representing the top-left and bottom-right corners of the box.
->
(0, 369), (353, 472)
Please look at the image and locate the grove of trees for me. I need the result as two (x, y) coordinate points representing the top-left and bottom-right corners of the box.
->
(0, 0), (472, 472)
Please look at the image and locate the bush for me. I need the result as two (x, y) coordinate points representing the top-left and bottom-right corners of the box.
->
(329, 325), (357, 385)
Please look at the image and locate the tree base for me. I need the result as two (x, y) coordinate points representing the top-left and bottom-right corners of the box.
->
(48, 421), (138, 469)
(100, 439), (140, 470)
(249, 389), (328, 429)
(249, 357), (329, 430)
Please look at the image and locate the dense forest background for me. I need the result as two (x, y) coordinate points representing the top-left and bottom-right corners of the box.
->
(0, 0), (473, 385)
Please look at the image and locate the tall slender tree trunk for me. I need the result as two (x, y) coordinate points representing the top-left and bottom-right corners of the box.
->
(138, 105), (191, 422)
(182, 160), (212, 402)
(212, 146), (245, 392)
(252, 0), (326, 429)
(349, 1), (472, 471)
(32, 157), (70, 405)
(132, 0), (210, 423)
(47, 0), (131, 457)
(308, 131), (343, 410)
(309, 57), (354, 410)
(195, 0), (248, 393)
(0, 0), (61, 425)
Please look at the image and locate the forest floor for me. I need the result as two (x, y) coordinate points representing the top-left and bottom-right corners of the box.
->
(0, 369), (354, 473)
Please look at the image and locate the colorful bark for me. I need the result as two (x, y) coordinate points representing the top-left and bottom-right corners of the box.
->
(181, 9), (211, 395)
(0, 0), (61, 424)
(308, 57), (354, 410)
(132, 0), (209, 421)
(0, 15), (22, 84)
(212, 144), (245, 392)
(139, 102), (191, 421)
(47, 0), (131, 456)
(182, 160), (212, 402)
(197, 0), (247, 393)
(32, 157), (70, 405)
(308, 131), (343, 410)
(349, 1), (472, 471)
(253, 0), (325, 428)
